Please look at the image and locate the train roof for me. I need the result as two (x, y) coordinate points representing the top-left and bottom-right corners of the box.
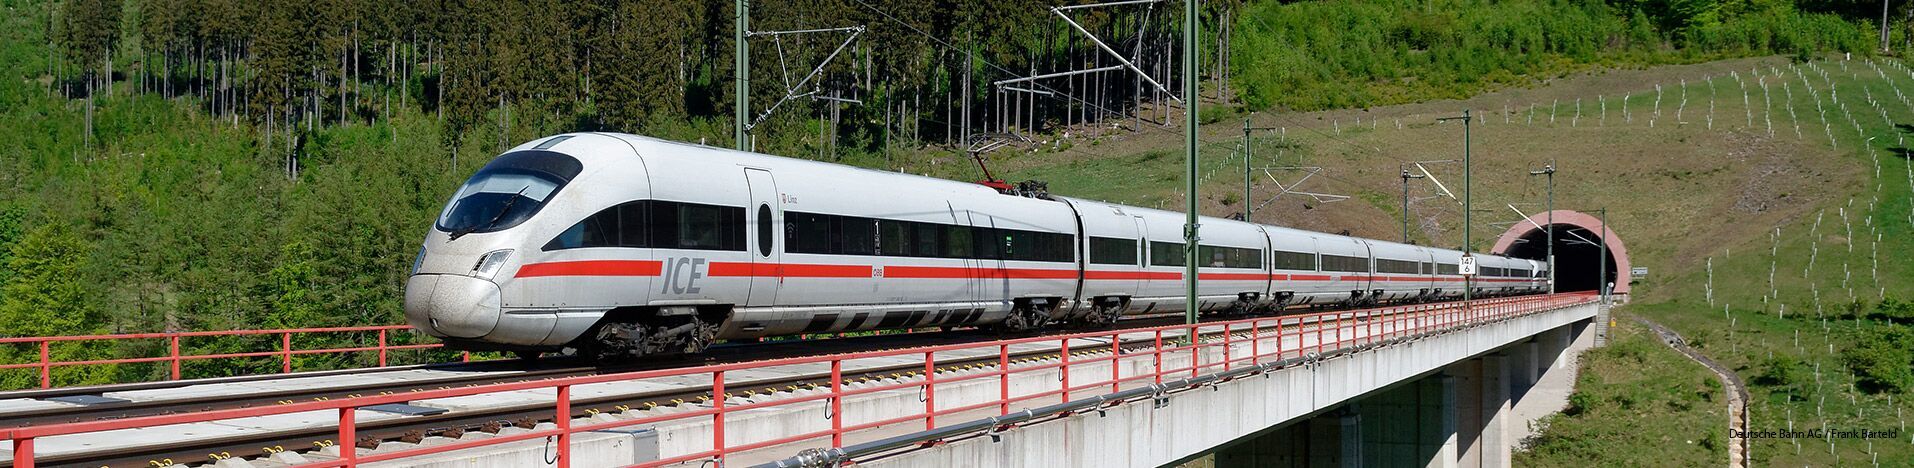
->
(535, 132), (1523, 263)
(593, 132), (1009, 199)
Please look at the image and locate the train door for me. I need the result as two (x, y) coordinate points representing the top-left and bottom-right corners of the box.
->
(1256, 226), (1274, 301)
(958, 207), (981, 308)
(1128, 216), (1148, 293)
(1125, 215), (1140, 292)
(744, 168), (781, 307)
(1356, 239), (1377, 301)
(979, 213), (1010, 309)
(1131, 216), (1154, 299)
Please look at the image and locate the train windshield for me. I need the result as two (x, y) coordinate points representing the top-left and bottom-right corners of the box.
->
(436, 150), (583, 238)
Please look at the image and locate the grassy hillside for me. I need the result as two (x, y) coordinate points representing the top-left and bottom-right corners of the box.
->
(1514, 320), (1728, 466)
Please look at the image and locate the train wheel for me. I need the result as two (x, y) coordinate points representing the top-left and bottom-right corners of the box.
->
(1082, 304), (1119, 327)
(1263, 296), (1291, 316)
(581, 321), (644, 362)
(999, 305), (1050, 332)
(678, 319), (719, 354)
(1077, 298), (1126, 328)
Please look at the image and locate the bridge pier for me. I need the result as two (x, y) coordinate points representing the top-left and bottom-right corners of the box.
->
(1514, 342), (1538, 400)
(1463, 354), (1511, 468)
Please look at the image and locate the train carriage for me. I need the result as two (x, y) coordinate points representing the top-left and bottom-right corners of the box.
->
(405, 133), (1548, 359)
(1365, 240), (1436, 304)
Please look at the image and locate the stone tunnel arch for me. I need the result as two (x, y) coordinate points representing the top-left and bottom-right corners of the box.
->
(1490, 210), (1631, 295)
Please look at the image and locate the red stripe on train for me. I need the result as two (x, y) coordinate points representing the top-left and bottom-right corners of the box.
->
(1084, 271), (1183, 280)
(886, 266), (1079, 279)
(515, 260), (664, 278)
(1197, 272), (1278, 281)
(707, 262), (873, 278)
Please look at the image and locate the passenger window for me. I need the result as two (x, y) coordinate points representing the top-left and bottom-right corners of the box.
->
(945, 225), (974, 258)
(544, 203), (622, 250)
(1088, 237), (1137, 265)
(842, 217), (877, 255)
(1149, 241), (1184, 267)
(617, 202), (648, 247)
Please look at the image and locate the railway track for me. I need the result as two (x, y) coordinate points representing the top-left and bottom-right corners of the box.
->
(3, 304), (1460, 468)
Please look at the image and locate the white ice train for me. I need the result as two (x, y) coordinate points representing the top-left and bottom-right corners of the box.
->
(403, 133), (1548, 359)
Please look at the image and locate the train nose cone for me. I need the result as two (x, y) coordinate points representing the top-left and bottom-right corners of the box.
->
(404, 274), (502, 339)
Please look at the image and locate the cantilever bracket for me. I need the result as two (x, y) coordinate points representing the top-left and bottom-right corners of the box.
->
(747, 26), (865, 131)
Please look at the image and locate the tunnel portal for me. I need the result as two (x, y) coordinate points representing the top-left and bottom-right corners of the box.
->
(1490, 210), (1630, 295)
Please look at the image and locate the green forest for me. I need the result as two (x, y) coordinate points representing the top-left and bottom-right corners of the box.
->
(0, 0), (1888, 388)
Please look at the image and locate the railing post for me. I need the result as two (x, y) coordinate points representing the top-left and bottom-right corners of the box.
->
(1333, 313), (1342, 351)
(1058, 339), (1071, 404)
(556, 384), (572, 468)
(1315, 315), (1324, 355)
(169, 334), (182, 381)
(12, 436), (33, 468)
(924, 351), (937, 430)
(998, 344), (1011, 415)
(1110, 333), (1122, 394)
(1367, 310), (1374, 345)
(1221, 323), (1231, 371)
(1250, 320), (1260, 365)
(377, 329), (389, 367)
(1188, 325), (1199, 378)
(830, 359), (844, 447)
(1152, 330), (1164, 385)
(38, 340), (50, 389)
(713, 370), (726, 464)
(281, 332), (293, 374)
(1393, 307), (1399, 339)
(338, 407), (357, 466)
(1276, 318), (1285, 359)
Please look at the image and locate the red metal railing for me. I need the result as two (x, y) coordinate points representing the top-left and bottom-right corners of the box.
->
(0, 325), (461, 389)
(1, 293), (1596, 468)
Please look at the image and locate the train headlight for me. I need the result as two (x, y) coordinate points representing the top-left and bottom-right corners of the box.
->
(472, 249), (514, 280)
(410, 244), (427, 276)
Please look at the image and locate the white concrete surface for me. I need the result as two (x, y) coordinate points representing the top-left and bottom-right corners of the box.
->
(96, 369), (529, 403)
(7, 410), (406, 457)
(0, 398), (77, 414)
(1509, 321), (1594, 446)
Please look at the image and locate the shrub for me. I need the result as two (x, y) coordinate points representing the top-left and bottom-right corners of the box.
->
(1840, 326), (1914, 393)
(1752, 355), (1809, 396)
